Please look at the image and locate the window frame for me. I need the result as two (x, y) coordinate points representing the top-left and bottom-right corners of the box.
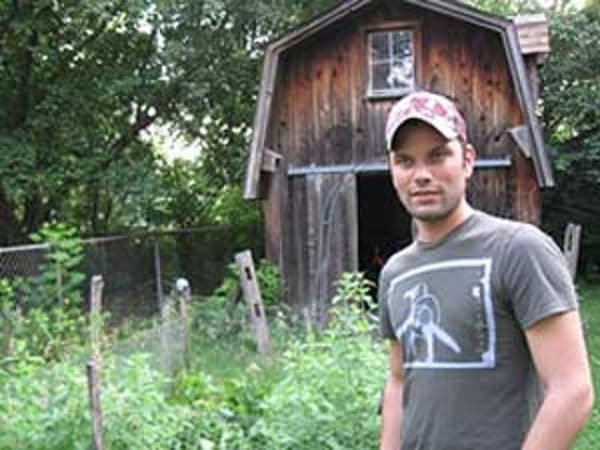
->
(364, 21), (422, 100)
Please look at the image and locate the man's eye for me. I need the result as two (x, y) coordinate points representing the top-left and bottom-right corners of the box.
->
(430, 148), (449, 160)
(394, 157), (413, 168)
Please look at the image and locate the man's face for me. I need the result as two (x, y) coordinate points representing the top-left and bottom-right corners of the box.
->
(388, 121), (475, 223)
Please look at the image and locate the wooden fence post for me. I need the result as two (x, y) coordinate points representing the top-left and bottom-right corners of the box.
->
(175, 278), (191, 371)
(87, 275), (104, 450)
(235, 251), (271, 355)
(563, 223), (582, 281)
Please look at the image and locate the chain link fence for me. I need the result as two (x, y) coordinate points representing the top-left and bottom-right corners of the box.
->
(0, 226), (251, 448)
(0, 226), (241, 325)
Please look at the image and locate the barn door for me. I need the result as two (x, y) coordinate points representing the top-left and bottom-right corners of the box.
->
(305, 172), (358, 323)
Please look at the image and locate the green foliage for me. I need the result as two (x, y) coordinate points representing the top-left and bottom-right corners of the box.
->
(0, 0), (167, 239)
(0, 353), (190, 450)
(0, 0), (338, 241)
(29, 223), (86, 306)
(195, 260), (280, 337)
(3, 223), (87, 360)
(539, 5), (600, 277)
(466, 0), (543, 15)
(0, 280), (17, 357)
(210, 185), (263, 253)
(141, 158), (218, 229)
(180, 271), (385, 449)
(574, 281), (600, 449)
(1, 268), (387, 449)
(542, 6), (600, 166)
(467, 0), (582, 15)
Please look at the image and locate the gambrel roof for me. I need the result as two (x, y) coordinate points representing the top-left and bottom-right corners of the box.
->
(244, 0), (553, 199)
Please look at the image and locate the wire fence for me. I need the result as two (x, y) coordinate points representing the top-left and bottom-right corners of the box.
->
(0, 227), (248, 448)
(0, 226), (241, 326)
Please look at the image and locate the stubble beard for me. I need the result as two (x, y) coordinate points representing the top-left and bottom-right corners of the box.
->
(406, 193), (462, 224)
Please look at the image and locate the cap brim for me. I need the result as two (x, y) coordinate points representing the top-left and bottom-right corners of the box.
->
(386, 113), (459, 151)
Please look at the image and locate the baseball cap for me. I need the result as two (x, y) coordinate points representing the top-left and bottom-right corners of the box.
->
(385, 91), (467, 151)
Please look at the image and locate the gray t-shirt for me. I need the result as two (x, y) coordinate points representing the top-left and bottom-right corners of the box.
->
(379, 211), (577, 450)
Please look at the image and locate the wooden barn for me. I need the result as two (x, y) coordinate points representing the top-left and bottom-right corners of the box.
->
(243, 0), (553, 315)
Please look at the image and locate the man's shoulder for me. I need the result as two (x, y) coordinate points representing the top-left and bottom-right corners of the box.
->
(478, 211), (551, 242)
(474, 210), (521, 232)
(380, 242), (418, 280)
(472, 210), (546, 244)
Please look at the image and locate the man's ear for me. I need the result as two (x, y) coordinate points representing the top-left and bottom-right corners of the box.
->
(463, 143), (476, 178)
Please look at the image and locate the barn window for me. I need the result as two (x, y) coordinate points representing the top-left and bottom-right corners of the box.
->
(368, 29), (415, 97)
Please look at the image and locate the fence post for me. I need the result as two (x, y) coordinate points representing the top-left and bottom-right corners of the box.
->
(87, 275), (104, 450)
(175, 278), (191, 370)
(154, 240), (164, 312)
(235, 251), (271, 355)
(563, 223), (582, 281)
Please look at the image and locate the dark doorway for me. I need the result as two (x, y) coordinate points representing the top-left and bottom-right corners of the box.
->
(357, 172), (413, 301)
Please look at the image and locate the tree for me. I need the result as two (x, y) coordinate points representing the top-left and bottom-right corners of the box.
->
(0, 1), (173, 241)
(539, 4), (600, 276)
(0, 0), (338, 243)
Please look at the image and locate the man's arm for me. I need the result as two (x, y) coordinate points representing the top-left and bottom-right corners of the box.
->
(522, 310), (594, 450)
(380, 339), (404, 450)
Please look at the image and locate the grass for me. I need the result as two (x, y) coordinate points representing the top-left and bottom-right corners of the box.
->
(575, 280), (600, 449)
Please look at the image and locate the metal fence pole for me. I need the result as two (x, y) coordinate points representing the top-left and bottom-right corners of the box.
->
(154, 239), (164, 312)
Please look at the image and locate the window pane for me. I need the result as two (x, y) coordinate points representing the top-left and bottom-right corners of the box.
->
(388, 59), (414, 90)
(370, 32), (390, 62)
(393, 30), (413, 58)
(371, 62), (390, 91)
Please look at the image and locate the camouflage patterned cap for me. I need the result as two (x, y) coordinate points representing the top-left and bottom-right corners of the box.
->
(385, 91), (467, 151)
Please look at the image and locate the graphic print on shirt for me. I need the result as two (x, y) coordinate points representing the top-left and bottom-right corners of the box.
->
(388, 258), (495, 369)
(396, 283), (462, 363)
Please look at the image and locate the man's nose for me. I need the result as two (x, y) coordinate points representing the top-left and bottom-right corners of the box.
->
(413, 162), (433, 185)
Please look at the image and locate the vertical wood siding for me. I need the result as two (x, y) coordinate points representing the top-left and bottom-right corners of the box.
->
(262, 3), (542, 305)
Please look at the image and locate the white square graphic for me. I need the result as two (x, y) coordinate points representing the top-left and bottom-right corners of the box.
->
(387, 259), (496, 369)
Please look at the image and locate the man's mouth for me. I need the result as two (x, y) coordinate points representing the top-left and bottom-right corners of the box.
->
(411, 190), (440, 197)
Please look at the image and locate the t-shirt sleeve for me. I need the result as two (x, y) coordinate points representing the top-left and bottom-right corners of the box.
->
(378, 264), (396, 339)
(502, 224), (578, 329)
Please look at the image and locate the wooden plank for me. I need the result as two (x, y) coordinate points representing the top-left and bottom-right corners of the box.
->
(274, 158), (290, 293)
(563, 223), (582, 281)
(262, 159), (286, 266)
(508, 125), (533, 158)
(87, 362), (103, 450)
(87, 275), (104, 450)
(306, 174), (321, 319)
(514, 14), (549, 55)
(176, 279), (191, 370)
(349, 22), (367, 163)
(303, 173), (359, 323)
(235, 251), (271, 355)
(261, 149), (283, 173)
(284, 175), (309, 308)
(89, 276), (104, 360)
(244, 50), (279, 199)
(294, 48), (314, 166)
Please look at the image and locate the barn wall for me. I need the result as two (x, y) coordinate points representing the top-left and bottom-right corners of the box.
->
(279, 172), (358, 313)
(262, 0), (543, 306)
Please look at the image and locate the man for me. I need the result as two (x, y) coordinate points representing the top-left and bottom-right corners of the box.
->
(378, 91), (594, 450)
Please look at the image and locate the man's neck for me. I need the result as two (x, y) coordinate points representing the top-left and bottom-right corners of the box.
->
(415, 202), (474, 244)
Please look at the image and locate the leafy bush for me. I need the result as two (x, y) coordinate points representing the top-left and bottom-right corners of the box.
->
(209, 185), (263, 253)
(0, 353), (191, 450)
(181, 271), (386, 449)
(192, 259), (281, 339)
(1, 271), (388, 449)
(2, 223), (87, 360)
